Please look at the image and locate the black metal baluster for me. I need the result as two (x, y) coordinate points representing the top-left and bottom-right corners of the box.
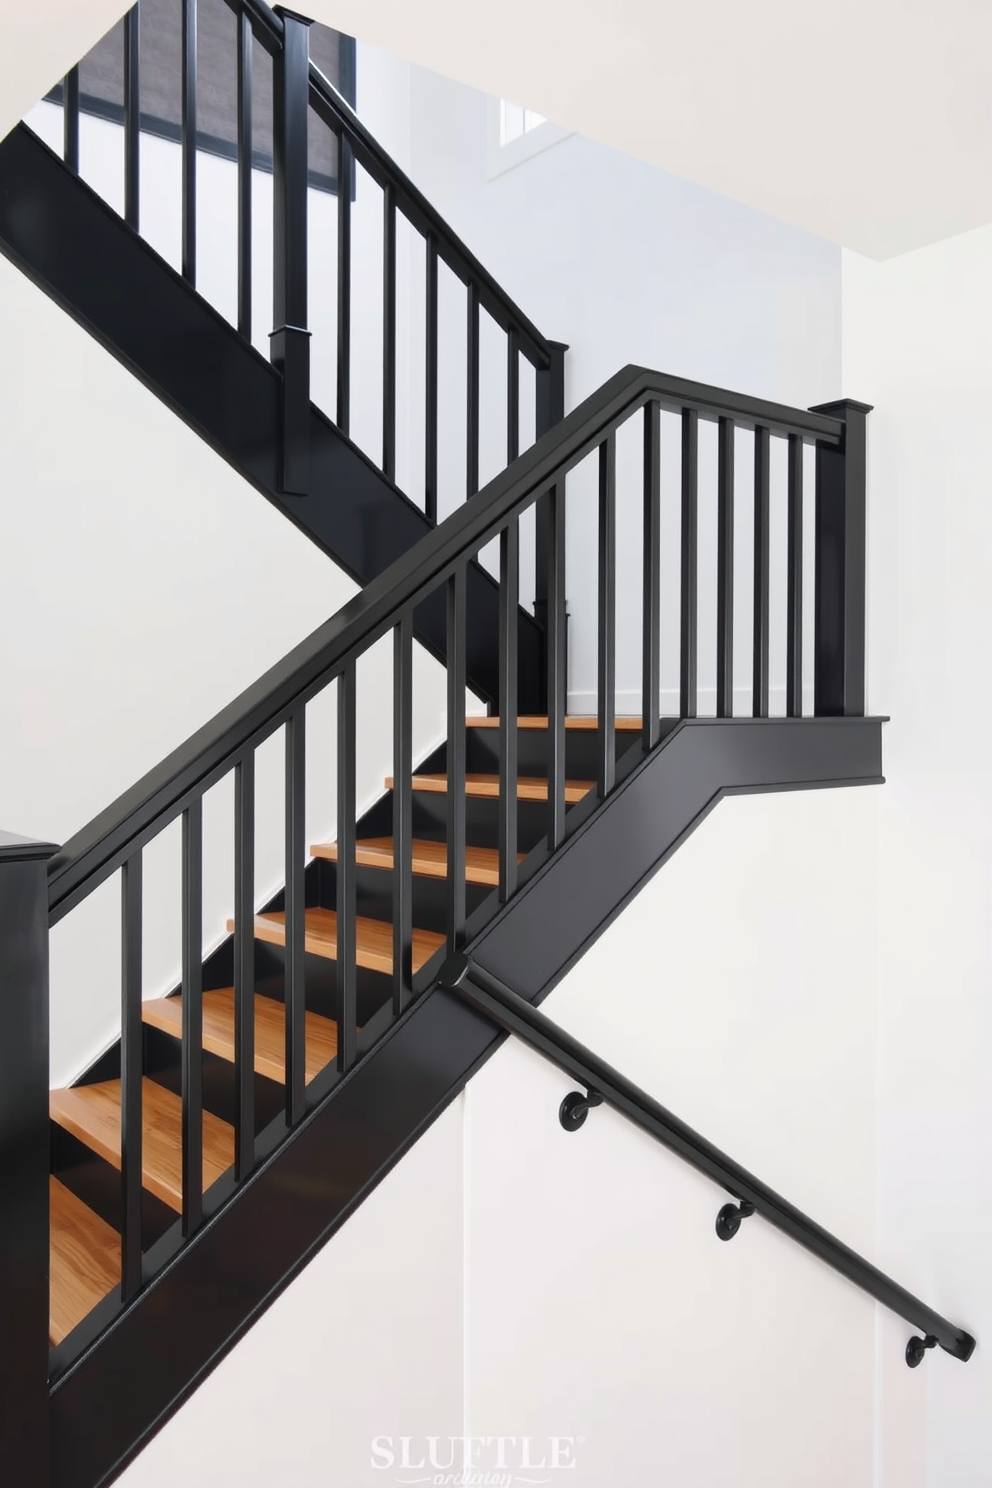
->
(121, 852), (143, 1300)
(680, 408), (699, 719)
(181, 799), (203, 1236)
(499, 518), (519, 901)
(234, 752), (255, 1180)
(425, 235), (439, 523)
(64, 66), (80, 173)
(392, 616), (413, 1013)
(642, 400), (661, 751)
(337, 664), (358, 1069)
(336, 132), (352, 436)
(597, 435), (616, 796)
(237, 8), (253, 342)
(507, 328), (520, 467)
(716, 416), (735, 718)
(546, 481), (567, 849)
(123, 5), (140, 231)
(285, 706), (306, 1123)
(382, 184), (397, 481)
(467, 284), (480, 499)
(753, 425), (771, 718)
(446, 569), (467, 950)
(271, 11), (311, 497)
(181, 0), (197, 285)
(787, 433), (804, 717)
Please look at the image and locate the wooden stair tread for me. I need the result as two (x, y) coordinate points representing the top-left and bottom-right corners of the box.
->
(310, 836), (523, 885)
(467, 715), (642, 730)
(50, 1177), (120, 1347)
(143, 989), (339, 1086)
(387, 773), (594, 804)
(230, 907), (445, 976)
(49, 1078), (234, 1214)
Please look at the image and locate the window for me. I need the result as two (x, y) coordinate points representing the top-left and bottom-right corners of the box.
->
(44, 0), (355, 194)
(488, 97), (572, 179)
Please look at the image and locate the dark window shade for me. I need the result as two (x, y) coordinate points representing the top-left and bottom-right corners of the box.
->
(46, 0), (355, 193)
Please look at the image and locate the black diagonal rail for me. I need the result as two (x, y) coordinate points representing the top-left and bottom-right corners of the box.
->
(439, 954), (976, 1367)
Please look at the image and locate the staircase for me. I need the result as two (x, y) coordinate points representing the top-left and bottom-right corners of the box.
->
(0, 5), (974, 1488)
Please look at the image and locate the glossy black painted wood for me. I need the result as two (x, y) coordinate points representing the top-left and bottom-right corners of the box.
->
(285, 707), (307, 1119)
(716, 415), (734, 718)
(392, 615), (414, 1011)
(446, 570), (468, 950)
(121, 853), (144, 1299)
(787, 433), (804, 717)
(236, 8), (253, 340)
(337, 664), (358, 1070)
(181, 801), (203, 1235)
(498, 519), (519, 901)
(382, 183), (397, 481)
(642, 401), (661, 749)
(123, 6), (140, 231)
(0, 834), (56, 1488)
(336, 132), (352, 434)
(597, 434), (616, 796)
(533, 340), (567, 637)
(48, 717), (883, 1488)
(425, 235), (439, 523)
(270, 10), (312, 496)
(811, 400), (871, 717)
(64, 66), (80, 173)
(181, 0), (197, 284)
(234, 754), (255, 1180)
(0, 125), (545, 714)
(680, 408), (698, 718)
(753, 426), (771, 718)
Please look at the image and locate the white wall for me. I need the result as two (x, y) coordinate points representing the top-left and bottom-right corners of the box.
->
(0, 135), (454, 1086)
(113, 784), (882, 1488)
(845, 229), (992, 1488)
(404, 66), (842, 712)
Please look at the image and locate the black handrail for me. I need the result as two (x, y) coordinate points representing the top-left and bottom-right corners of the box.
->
(46, 364), (844, 922)
(229, 0), (551, 367)
(440, 954), (976, 1367)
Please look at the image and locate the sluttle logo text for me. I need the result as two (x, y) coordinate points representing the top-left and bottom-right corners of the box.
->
(370, 1435), (579, 1487)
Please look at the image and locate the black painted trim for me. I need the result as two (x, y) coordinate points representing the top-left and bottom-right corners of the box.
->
(0, 122), (545, 716)
(49, 717), (883, 1488)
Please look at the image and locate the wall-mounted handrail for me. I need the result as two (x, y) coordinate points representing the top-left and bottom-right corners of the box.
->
(439, 953), (976, 1367)
(46, 362), (846, 923)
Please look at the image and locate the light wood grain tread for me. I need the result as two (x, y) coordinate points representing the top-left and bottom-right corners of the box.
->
(143, 989), (339, 1086)
(386, 773), (594, 804)
(310, 836), (523, 885)
(467, 715), (642, 730)
(49, 1078), (234, 1214)
(50, 1177), (120, 1346)
(229, 908), (445, 976)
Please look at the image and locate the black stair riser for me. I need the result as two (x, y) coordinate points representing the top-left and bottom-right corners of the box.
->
(0, 123), (546, 711)
(50, 1125), (176, 1251)
(465, 724), (648, 779)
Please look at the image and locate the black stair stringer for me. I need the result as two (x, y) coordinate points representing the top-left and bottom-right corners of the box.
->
(0, 122), (545, 710)
(49, 715), (882, 1488)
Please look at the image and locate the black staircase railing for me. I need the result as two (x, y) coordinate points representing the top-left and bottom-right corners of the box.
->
(4, 359), (891, 1480)
(52, 0), (564, 508)
(439, 954), (976, 1369)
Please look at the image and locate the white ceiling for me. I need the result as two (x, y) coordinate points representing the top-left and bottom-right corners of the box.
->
(303, 0), (992, 260)
(2, 0), (990, 259)
(0, 1), (130, 143)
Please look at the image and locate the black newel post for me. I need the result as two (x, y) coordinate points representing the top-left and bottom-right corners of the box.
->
(810, 398), (873, 716)
(271, 9), (313, 497)
(0, 830), (57, 1486)
(534, 340), (568, 703)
